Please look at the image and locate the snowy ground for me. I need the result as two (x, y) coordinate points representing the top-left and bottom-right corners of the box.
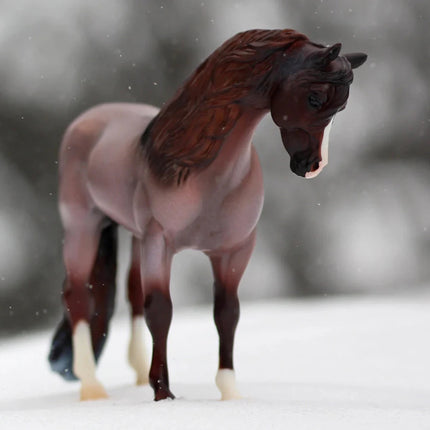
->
(1, 294), (430, 429)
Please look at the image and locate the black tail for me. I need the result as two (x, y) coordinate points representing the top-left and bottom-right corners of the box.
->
(48, 223), (118, 381)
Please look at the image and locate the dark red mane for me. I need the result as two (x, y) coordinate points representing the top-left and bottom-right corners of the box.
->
(141, 29), (309, 185)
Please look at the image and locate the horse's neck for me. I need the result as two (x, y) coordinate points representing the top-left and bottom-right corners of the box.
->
(202, 108), (267, 187)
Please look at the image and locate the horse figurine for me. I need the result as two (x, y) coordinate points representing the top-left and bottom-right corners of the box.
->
(49, 29), (366, 401)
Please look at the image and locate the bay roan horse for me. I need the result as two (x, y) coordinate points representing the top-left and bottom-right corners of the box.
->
(49, 29), (366, 401)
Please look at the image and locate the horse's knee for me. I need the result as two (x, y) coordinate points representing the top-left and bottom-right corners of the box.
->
(63, 281), (93, 326)
(144, 289), (172, 334)
(213, 285), (240, 370)
(214, 287), (240, 333)
(143, 289), (175, 400)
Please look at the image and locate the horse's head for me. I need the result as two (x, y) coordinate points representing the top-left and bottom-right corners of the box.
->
(270, 43), (367, 178)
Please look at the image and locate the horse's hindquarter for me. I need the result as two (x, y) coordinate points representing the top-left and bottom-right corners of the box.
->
(88, 120), (156, 233)
(60, 103), (158, 234)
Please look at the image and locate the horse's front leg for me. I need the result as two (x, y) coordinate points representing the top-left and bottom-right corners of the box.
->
(139, 222), (174, 401)
(127, 236), (149, 386)
(208, 230), (256, 400)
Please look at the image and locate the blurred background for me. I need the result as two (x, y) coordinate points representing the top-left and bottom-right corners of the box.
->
(0, 0), (429, 337)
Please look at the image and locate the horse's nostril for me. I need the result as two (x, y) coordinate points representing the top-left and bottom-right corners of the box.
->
(310, 161), (319, 171)
(306, 156), (321, 172)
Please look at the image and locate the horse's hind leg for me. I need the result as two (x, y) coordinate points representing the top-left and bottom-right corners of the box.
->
(62, 214), (108, 400)
(127, 236), (150, 385)
(208, 230), (256, 400)
(49, 223), (117, 382)
(89, 223), (118, 362)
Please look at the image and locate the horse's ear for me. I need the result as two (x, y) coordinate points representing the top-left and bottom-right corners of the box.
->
(344, 52), (368, 69)
(317, 43), (342, 66)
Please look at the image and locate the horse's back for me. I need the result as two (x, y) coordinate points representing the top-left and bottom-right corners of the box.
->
(61, 103), (158, 155)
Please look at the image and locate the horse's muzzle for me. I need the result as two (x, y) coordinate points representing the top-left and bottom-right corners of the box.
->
(280, 127), (323, 178)
(290, 155), (321, 177)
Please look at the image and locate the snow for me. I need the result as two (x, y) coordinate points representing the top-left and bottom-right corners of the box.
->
(1, 294), (430, 429)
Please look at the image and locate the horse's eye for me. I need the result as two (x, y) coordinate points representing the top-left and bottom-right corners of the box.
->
(308, 94), (323, 110)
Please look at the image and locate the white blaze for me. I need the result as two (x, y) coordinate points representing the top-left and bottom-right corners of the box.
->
(305, 119), (333, 179)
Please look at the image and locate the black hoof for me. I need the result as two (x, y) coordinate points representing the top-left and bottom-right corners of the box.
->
(153, 383), (175, 401)
(154, 389), (175, 401)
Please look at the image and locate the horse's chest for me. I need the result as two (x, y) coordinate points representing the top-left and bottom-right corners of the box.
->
(175, 179), (264, 251)
(145, 184), (203, 234)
